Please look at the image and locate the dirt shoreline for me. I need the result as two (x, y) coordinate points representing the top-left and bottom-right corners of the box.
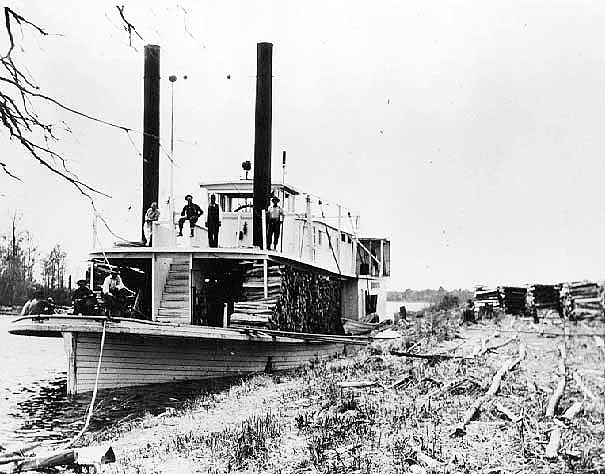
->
(86, 311), (604, 474)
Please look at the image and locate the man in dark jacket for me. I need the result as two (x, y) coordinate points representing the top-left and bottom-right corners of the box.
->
(206, 194), (221, 247)
(178, 194), (203, 237)
(73, 279), (96, 315)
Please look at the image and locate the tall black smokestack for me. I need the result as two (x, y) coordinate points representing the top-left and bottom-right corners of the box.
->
(253, 42), (273, 248)
(142, 44), (160, 240)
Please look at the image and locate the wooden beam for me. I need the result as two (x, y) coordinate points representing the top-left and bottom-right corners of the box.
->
(63, 332), (77, 396)
(263, 258), (268, 299)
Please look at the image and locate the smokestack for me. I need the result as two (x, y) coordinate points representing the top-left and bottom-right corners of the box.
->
(253, 42), (273, 248)
(142, 44), (160, 240)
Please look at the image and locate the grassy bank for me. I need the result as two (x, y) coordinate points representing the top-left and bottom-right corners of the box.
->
(88, 310), (604, 474)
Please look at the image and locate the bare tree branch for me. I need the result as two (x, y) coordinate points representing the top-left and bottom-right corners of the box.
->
(116, 5), (144, 47)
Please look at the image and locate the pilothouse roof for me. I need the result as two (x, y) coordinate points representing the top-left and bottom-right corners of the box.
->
(199, 180), (300, 196)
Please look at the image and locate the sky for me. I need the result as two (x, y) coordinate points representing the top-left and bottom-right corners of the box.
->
(1, 0), (605, 290)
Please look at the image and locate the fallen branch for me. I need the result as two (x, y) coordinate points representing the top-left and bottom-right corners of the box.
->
(573, 372), (599, 405)
(495, 402), (521, 422)
(561, 401), (583, 421)
(412, 444), (443, 469)
(14, 445), (115, 472)
(336, 381), (379, 389)
(544, 426), (561, 460)
(451, 343), (526, 437)
(390, 350), (466, 360)
(545, 344), (567, 418)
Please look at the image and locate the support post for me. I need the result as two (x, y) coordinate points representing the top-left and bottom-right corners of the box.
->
(262, 211), (267, 250)
(337, 205), (342, 267)
(151, 253), (157, 321)
(380, 239), (384, 277)
(236, 214), (241, 248)
(306, 194), (314, 261)
(223, 303), (228, 328)
(89, 262), (94, 291)
(63, 332), (77, 396)
(263, 258), (268, 299)
(189, 253), (193, 323)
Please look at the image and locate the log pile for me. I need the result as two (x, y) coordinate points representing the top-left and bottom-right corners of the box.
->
(272, 266), (344, 335)
(561, 281), (603, 320)
(500, 286), (527, 315)
(528, 284), (562, 310)
(231, 263), (344, 335)
(473, 286), (500, 319)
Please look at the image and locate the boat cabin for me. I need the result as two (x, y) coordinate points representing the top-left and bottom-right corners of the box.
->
(89, 180), (391, 330)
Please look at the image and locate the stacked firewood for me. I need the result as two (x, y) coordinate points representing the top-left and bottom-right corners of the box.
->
(499, 286), (527, 315)
(527, 284), (562, 311)
(561, 281), (604, 320)
(230, 263), (281, 327)
(230, 263), (344, 335)
(272, 266), (344, 335)
(473, 287), (501, 317)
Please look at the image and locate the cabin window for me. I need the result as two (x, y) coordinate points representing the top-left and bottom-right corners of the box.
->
(219, 194), (227, 212)
(318, 230), (323, 246)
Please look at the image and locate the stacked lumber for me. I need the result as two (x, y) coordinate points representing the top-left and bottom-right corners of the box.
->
(272, 266), (344, 335)
(500, 286), (527, 315)
(473, 287), (501, 308)
(562, 281), (603, 320)
(528, 284), (561, 310)
(241, 263), (283, 301)
(230, 299), (277, 327)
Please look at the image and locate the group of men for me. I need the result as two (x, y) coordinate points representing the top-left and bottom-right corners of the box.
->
(143, 193), (284, 250)
(71, 271), (135, 316)
(143, 194), (222, 248)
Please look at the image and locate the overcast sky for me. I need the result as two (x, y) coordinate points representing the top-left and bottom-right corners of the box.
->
(1, 0), (605, 290)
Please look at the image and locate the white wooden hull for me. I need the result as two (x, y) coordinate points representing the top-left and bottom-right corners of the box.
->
(9, 315), (347, 394)
(71, 332), (343, 393)
(342, 318), (378, 335)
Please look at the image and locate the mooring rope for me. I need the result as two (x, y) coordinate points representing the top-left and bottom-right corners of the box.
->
(64, 319), (107, 448)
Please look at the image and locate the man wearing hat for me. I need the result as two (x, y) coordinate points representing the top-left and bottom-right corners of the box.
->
(178, 194), (203, 238)
(101, 270), (134, 316)
(266, 195), (284, 251)
(73, 279), (96, 315)
(143, 201), (160, 246)
(205, 194), (221, 248)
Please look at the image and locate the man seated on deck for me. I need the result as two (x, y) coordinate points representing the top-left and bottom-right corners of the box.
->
(101, 270), (134, 316)
(73, 279), (96, 315)
(20, 290), (54, 316)
(178, 194), (203, 238)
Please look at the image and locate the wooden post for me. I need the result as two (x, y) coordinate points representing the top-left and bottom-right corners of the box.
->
(306, 194), (314, 261)
(262, 211), (267, 250)
(223, 303), (228, 328)
(151, 253), (157, 321)
(337, 205), (342, 267)
(379, 239), (384, 277)
(263, 258), (268, 299)
(89, 262), (94, 291)
(64, 332), (77, 396)
(188, 253), (193, 323)
(252, 42), (272, 248)
(236, 214), (241, 248)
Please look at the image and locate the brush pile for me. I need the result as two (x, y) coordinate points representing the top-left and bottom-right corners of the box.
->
(500, 286), (527, 315)
(561, 281), (604, 320)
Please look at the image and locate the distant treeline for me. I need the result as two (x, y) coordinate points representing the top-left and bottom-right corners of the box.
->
(387, 288), (473, 303)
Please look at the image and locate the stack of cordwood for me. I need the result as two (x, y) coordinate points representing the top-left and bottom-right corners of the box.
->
(473, 287), (501, 309)
(230, 263), (344, 335)
(500, 286), (527, 315)
(230, 263), (281, 327)
(562, 281), (603, 320)
(528, 284), (561, 310)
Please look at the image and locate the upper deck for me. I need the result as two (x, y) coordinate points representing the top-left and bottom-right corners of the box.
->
(92, 179), (390, 279)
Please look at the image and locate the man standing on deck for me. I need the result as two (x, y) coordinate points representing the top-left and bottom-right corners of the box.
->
(206, 194), (221, 248)
(143, 201), (160, 246)
(178, 194), (203, 238)
(266, 196), (284, 250)
(73, 279), (96, 315)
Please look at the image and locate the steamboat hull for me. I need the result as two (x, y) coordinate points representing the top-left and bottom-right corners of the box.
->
(10, 316), (344, 394)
